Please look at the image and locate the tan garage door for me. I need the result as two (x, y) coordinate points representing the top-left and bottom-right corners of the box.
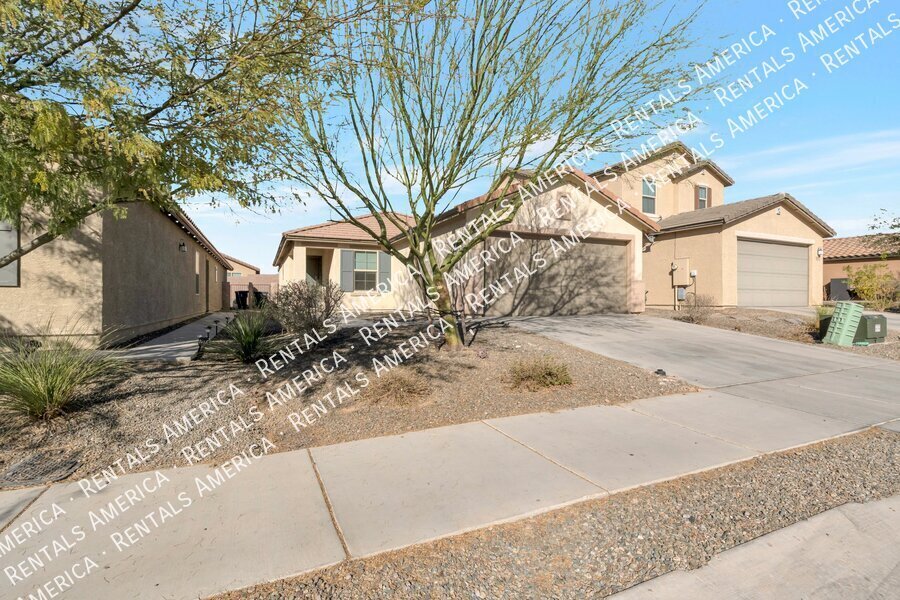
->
(737, 239), (808, 306)
(483, 234), (628, 317)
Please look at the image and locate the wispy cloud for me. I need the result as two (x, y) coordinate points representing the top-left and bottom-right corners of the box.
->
(723, 129), (900, 181)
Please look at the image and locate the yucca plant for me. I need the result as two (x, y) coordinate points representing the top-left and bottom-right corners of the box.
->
(204, 311), (273, 363)
(0, 336), (125, 420)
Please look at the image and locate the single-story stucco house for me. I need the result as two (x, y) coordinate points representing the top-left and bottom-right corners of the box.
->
(274, 142), (835, 316)
(822, 234), (900, 300)
(0, 202), (231, 344)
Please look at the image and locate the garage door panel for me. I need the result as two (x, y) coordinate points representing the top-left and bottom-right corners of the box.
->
(482, 236), (627, 316)
(737, 240), (808, 307)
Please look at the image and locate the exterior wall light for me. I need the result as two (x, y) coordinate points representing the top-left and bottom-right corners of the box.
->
(817, 247), (824, 258)
(179, 241), (187, 253)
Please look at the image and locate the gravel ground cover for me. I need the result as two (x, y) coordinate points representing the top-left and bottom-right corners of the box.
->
(647, 307), (900, 361)
(211, 428), (900, 600)
(0, 323), (695, 483)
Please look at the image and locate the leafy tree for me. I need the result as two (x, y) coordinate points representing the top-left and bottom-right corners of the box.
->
(276, 0), (709, 347)
(845, 262), (898, 312)
(0, 0), (349, 268)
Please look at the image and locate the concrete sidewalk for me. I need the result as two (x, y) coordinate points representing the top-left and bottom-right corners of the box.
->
(613, 494), (900, 599)
(115, 312), (232, 362)
(1, 315), (898, 599)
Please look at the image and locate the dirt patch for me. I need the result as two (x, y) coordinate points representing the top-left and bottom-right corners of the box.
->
(0, 323), (695, 484)
(647, 307), (900, 361)
(210, 428), (900, 600)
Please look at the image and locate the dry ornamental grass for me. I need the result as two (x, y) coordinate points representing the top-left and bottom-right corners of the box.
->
(508, 356), (573, 391)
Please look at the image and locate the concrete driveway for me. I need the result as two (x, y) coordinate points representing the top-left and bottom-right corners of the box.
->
(512, 314), (900, 428)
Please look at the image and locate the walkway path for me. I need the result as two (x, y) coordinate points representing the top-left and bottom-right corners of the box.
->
(0, 316), (898, 599)
(614, 494), (900, 599)
(116, 311), (233, 362)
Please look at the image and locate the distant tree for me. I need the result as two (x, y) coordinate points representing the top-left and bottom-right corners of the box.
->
(277, 0), (709, 347)
(0, 0), (365, 268)
(872, 210), (900, 254)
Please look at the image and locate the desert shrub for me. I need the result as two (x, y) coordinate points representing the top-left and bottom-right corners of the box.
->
(508, 356), (572, 391)
(845, 263), (898, 311)
(0, 336), (125, 420)
(204, 311), (273, 363)
(677, 293), (716, 324)
(267, 281), (344, 334)
(364, 369), (431, 405)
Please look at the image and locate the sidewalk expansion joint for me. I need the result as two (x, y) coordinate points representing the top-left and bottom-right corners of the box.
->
(0, 485), (49, 536)
(480, 420), (609, 493)
(307, 448), (351, 559)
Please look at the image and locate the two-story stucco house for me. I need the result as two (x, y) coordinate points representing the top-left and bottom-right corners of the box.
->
(274, 141), (835, 316)
(0, 203), (231, 344)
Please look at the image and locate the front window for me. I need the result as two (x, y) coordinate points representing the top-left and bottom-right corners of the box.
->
(353, 251), (377, 291)
(697, 186), (709, 209)
(641, 178), (656, 214)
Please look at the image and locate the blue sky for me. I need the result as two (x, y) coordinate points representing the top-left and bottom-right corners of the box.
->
(184, 0), (900, 273)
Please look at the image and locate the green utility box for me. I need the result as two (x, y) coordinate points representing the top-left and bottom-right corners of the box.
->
(856, 314), (887, 343)
(819, 311), (888, 345)
(822, 301), (865, 347)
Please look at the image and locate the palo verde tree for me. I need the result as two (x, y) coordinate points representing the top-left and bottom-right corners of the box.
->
(0, 0), (365, 268)
(278, 0), (709, 347)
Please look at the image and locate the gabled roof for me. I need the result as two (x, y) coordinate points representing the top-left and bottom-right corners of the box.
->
(824, 234), (899, 260)
(432, 167), (660, 233)
(222, 254), (260, 273)
(282, 212), (415, 242)
(591, 141), (734, 187)
(163, 207), (232, 270)
(274, 212), (414, 266)
(669, 159), (735, 186)
(657, 193), (836, 237)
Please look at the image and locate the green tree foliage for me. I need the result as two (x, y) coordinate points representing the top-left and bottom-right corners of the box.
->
(845, 262), (898, 312)
(0, 0), (337, 267)
(277, 0), (709, 346)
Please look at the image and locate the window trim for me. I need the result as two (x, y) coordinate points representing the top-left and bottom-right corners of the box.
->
(641, 178), (657, 214)
(352, 250), (378, 292)
(697, 185), (709, 209)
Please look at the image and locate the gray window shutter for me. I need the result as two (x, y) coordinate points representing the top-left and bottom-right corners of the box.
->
(378, 251), (391, 291)
(340, 249), (354, 291)
(0, 221), (18, 287)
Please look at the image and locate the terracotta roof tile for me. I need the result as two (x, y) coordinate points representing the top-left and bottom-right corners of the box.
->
(824, 234), (898, 260)
(283, 212), (415, 242)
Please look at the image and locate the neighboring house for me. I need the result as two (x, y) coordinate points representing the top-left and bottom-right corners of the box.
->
(274, 142), (835, 316)
(823, 234), (900, 298)
(222, 254), (278, 308)
(224, 254), (261, 277)
(0, 202), (231, 344)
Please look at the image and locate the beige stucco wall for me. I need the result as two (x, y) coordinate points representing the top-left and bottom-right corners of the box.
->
(227, 262), (258, 277)
(277, 240), (416, 313)
(644, 226), (725, 307)
(0, 213), (104, 338)
(596, 152), (726, 220)
(824, 257), (900, 283)
(102, 202), (227, 342)
(645, 202), (826, 308)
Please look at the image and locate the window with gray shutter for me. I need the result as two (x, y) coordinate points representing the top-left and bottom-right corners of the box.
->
(0, 221), (19, 287)
(378, 251), (391, 291)
(340, 249), (354, 291)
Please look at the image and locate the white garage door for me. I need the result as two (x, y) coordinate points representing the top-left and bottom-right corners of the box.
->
(484, 235), (628, 316)
(737, 239), (809, 307)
